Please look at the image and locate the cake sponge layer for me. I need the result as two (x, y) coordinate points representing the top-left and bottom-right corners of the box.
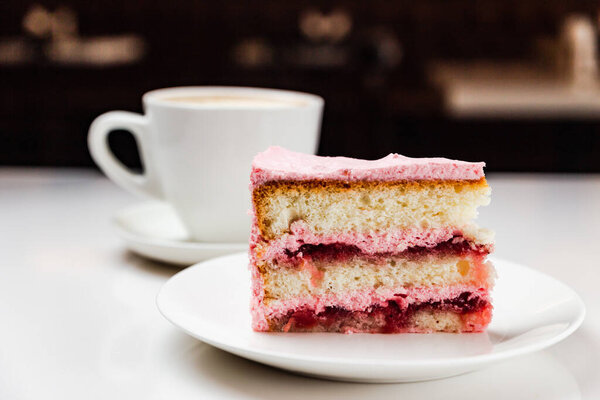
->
(253, 179), (490, 240)
(261, 255), (494, 303)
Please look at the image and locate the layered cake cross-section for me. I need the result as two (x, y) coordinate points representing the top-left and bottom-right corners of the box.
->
(249, 146), (495, 333)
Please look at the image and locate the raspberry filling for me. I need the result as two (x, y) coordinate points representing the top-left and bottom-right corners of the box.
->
(274, 291), (489, 333)
(280, 236), (487, 265)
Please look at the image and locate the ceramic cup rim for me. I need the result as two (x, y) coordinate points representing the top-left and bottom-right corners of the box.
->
(142, 86), (324, 110)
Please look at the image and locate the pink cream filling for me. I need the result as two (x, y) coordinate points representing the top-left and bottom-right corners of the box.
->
(250, 282), (490, 330)
(252, 221), (490, 261)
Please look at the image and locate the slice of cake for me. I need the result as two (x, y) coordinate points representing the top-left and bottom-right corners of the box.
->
(249, 146), (495, 333)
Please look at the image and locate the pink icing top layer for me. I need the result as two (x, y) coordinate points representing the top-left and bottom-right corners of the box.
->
(251, 146), (485, 187)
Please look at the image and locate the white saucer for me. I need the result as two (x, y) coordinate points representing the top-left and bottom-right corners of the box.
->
(157, 253), (585, 383)
(112, 202), (247, 265)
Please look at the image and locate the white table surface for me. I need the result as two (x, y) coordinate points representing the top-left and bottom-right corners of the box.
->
(1, 168), (599, 400)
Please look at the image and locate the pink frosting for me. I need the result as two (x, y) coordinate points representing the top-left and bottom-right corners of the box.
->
(251, 146), (485, 187)
(250, 282), (490, 330)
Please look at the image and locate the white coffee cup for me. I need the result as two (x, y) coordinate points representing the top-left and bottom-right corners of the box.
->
(88, 86), (323, 242)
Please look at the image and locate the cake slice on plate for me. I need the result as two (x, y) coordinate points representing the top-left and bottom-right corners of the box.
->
(249, 146), (495, 333)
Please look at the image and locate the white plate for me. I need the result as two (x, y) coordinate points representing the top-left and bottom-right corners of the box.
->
(112, 202), (247, 265)
(157, 253), (585, 383)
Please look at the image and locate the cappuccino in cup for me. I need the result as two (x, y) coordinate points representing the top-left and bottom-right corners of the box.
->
(88, 87), (323, 242)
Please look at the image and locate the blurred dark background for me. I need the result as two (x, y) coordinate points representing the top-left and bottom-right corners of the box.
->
(2, 1), (600, 171)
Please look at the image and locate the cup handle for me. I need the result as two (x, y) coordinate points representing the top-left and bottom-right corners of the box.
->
(88, 111), (164, 200)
